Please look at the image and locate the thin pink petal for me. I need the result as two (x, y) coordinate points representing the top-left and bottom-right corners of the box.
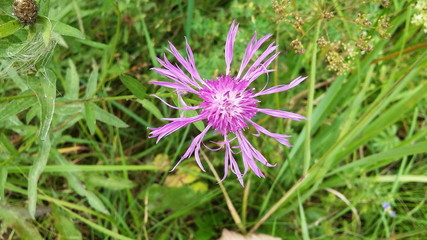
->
(149, 81), (199, 94)
(236, 131), (276, 178)
(258, 108), (307, 121)
(225, 21), (239, 75)
(166, 41), (204, 87)
(149, 115), (205, 143)
(218, 135), (245, 186)
(254, 76), (307, 97)
(170, 125), (211, 172)
(184, 37), (204, 84)
(237, 33), (273, 78)
(243, 42), (278, 80)
(151, 95), (200, 111)
(246, 51), (280, 83)
(246, 118), (292, 146)
(155, 54), (201, 89)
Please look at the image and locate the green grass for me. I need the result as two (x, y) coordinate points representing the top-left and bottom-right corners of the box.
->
(0, 0), (426, 239)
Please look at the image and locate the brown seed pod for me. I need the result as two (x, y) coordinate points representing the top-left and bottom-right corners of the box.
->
(13, 0), (38, 26)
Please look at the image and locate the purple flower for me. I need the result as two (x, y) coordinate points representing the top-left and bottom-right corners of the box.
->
(149, 21), (307, 186)
(382, 201), (396, 217)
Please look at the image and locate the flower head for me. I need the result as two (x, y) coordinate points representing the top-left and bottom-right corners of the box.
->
(149, 21), (307, 186)
(381, 201), (396, 217)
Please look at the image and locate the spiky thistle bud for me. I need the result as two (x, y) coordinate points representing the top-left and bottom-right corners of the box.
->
(13, 0), (38, 26)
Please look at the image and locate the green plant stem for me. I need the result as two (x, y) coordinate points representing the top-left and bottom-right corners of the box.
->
(201, 151), (246, 234)
(6, 165), (160, 173)
(141, 17), (159, 68)
(0, 93), (35, 103)
(242, 179), (250, 225)
(304, 21), (321, 174)
(375, 175), (427, 183)
(0, 134), (38, 167)
(274, 23), (283, 133)
(56, 95), (136, 106)
(0, 94), (136, 105)
(185, 0), (195, 38)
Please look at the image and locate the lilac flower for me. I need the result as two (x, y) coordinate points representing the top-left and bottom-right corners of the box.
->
(381, 201), (396, 217)
(149, 21), (307, 186)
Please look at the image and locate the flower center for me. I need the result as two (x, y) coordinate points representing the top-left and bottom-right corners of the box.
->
(198, 75), (258, 134)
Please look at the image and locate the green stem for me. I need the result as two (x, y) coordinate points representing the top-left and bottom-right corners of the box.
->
(0, 93), (35, 103)
(0, 93), (135, 105)
(274, 23), (282, 133)
(201, 151), (246, 234)
(56, 95), (136, 106)
(304, 21), (321, 174)
(6, 164), (159, 173)
(0, 134), (38, 167)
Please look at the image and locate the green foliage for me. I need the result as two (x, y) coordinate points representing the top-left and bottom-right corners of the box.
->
(0, 20), (22, 38)
(0, 0), (426, 239)
(120, 75), (147, 100)
(52, 207), (83, 240)
(0, 205), (43, 240)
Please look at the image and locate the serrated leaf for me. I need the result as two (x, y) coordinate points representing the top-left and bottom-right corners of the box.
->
(119, 75), (147, 100)
(52, 20), (85, 39)
(0, 20), (22, 38)
(93, 104), (128, 128)
(27, 69), (56, 140)
(138, 99), (163, 120)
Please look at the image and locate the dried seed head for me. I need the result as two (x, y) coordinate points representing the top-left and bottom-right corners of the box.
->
(355, 32), (374, 53)
(292, 16), (304, 27)
(377, 16), (392, 39)
(326, 50), (349, 75)
(355, 13), (372, 27)
(323, 11), (335, 21)
(316, 36), (328, 47)
(381, 0), (391, 8)
(272, 0), (292, 23)
(290, 39), (305, 54)
(13, 0), (38, 26)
